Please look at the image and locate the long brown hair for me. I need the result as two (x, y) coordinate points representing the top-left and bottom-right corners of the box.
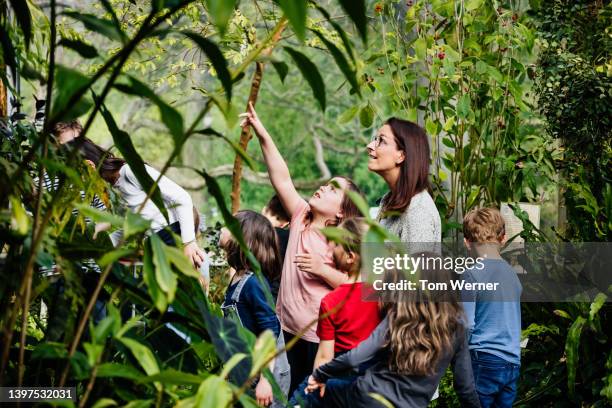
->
(306, 176), (365, 227)
(381, 118), (431, 215)
(382, 252), (463, 376)
(223, 210), (282, 283)
(67, 137), (126, 183)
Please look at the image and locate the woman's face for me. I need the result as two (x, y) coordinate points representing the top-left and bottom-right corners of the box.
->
(308, 177), (349, 219)
(366, 124), (405, 173)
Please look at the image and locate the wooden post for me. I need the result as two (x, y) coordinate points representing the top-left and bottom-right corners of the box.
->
(230, 20), (287, 213)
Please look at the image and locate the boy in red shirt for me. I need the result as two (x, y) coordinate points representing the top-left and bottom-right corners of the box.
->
(290, 218), (382, 407)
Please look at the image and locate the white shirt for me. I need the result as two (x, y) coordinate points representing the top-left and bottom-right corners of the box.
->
(113, 164), (195, 244)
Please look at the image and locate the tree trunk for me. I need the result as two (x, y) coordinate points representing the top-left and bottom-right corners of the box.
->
(230, 21), (287, 213)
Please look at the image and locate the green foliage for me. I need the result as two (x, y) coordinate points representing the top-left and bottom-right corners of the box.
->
(532, 0), (612, 241)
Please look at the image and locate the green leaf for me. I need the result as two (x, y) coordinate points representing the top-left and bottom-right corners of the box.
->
(143, 240), (168, 312)
(194, 375), (233, 407)
(74, 204), (123, 227)
(124, 212), (151, 239)
(118, 337), (160, 376)
(114, 76), (184, 145)
(194, 128), (256, 171)
(442, 137), (455, 148)
(139, 369), (208, 385)
(338, 0), (367, 44)
(465, 0), (484, 11)
(271, 60), (289, 83)
(83, 342), (104, 366)
(589, 293), (607, 321)
(205, 0), (237, 37)
(359, 104), (374, 128)
(183, 31), (232, 100)
(58, 37), (99, 59)
(565, 316), (587, 397)
(0, 26), (17, 80)
(456, 93), (471, 119)
(414, 38), (427, 61)
(346, 188), (371, 219)
(99, 102), (168, 221)
(312, 3), (356, 63)
(425, 118), (438, 137)
(9, 0), (32, 48)
(338, 105), (359, 124)
(62, 11), (124, 42)
(311, 29), (360, 96)
(220, 353), (247, 378)
(284, 46), (326, 111)
(98, 248), (134, 268)
(278, 0), (307, 42)
(249, 330), (276, 376)
(164, 245), (200, 278)
(91, 398), (117, 408)
(31, 342), (68, 360)
(9, 196), (30, 236)
(51, 65), (93, 121)
(150, 234), (177, 302)
(465, 187), (481, 211)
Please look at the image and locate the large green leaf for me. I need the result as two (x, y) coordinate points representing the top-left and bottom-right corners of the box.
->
(150, 234), (177, 302)
(9, 0), (32, 48)
(311, 29), (360, 96)
(337, 0), (367, 44)
(182, 31), (232, 101)
(194, 375), (233, 407)
(114, 76), (184, 145)
(565, 316), (587, 397)
(456, 93), (471, 119)
(118, 337), (160, 376)
(139, 369), (208, 385)
(313, 3), (356, 63)
(277, 0), (307, 42)
(62, 11), (124, 42)
(99, 102), (168, 221)
(97, 363), (143, 379)
(124, 212), (152, 239)
(58, 37), (99, 59)
(143, 240), (168, 312)
(0, 26), (17, 80)
(164, 245), (200, 278)
(284, 47), (326, 111)
(205, 0), (237, 36)
(271, 60), (289, 83)
(51, 65), (93, 121)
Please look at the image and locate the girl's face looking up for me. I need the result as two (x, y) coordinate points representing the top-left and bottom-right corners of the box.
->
(308, 177), (349, 220)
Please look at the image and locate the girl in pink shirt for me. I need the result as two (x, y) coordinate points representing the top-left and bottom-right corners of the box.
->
(241, 103), (363, 395)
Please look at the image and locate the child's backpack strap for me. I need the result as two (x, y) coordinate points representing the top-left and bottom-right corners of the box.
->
(230, 271), (253, 303)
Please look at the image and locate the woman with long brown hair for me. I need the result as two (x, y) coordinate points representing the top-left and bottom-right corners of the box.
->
(366, 119), (441, 243)
(304, 254), (481, 407)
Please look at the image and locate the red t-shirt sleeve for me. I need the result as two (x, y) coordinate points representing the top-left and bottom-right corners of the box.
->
(316, 298), (335, 341)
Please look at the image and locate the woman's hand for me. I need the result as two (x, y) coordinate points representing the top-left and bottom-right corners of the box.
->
(184, 241), (206, 268)
(295, 253), (324, 276)
(255, 376), (273, 407)
(305, 375), (326, 397)
(239, 102), (268, 137)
